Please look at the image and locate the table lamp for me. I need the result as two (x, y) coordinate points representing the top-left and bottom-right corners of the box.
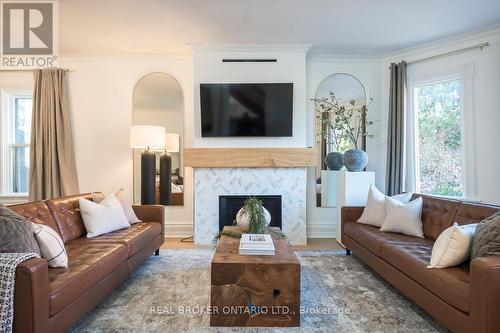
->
(159, 133), (180, 205)
(130, 125), (165, 204)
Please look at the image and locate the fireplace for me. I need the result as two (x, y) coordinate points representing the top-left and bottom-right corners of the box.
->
(218, 195), (282, 231)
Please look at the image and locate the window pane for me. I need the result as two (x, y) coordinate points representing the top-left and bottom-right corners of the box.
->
(14, 97), (32, 144)
(415, 79), (462, 196)
(12, 146), (29, 193)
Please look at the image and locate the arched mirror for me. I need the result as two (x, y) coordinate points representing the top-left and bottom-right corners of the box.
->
(133, 72), (184, 206)
(314, 73), (367, 206)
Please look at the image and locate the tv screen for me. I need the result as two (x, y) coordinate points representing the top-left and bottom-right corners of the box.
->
(200, 83), (293, 137)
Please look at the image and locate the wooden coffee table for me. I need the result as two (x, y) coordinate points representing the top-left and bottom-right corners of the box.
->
(210, 226), (300, 327)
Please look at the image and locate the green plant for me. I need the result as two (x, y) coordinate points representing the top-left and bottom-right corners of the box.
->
(312, 92), (375, 151)
(241, 197), (267, 233)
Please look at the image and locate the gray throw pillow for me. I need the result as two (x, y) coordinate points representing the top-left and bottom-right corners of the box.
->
(471, 211), (500, 259)
(0, 204), (41, 255)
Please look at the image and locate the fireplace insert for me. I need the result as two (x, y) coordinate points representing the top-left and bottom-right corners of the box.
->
(218, 195), (282, 231)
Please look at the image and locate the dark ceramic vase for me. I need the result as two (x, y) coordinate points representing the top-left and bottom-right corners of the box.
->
(342, 149), (368, 172)
(325, 152), (344, 171)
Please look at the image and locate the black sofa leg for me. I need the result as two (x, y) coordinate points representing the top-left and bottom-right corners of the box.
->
(155, 249), (160, 256)
(345, 249), (351, 255)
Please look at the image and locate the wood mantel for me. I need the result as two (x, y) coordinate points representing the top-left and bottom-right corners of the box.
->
(183, 148), (317, 167)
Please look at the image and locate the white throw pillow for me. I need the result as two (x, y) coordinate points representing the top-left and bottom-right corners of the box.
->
(357, 185), (387, 227)
(92, 189), (141, 225)
(79, 194), (130, 238)
(391, 192), (413, 204)
(115, 189), (141, 224)
(428, 223), (477, 268)
(357, 184), (413, 227)
(380, 196), (424, 238)
(32, 223), (68, 268)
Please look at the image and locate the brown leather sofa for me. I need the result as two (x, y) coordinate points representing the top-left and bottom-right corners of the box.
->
(8, 193), (165, 333)
(341, 194), (500, 333)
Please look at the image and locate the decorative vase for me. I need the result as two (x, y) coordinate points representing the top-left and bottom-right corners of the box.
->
(325, 152), (344, 171)
(236, 207), (271, 229)
(342, 149), (368, 172)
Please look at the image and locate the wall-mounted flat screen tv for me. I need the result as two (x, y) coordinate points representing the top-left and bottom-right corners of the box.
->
(200, 83), (293, 137)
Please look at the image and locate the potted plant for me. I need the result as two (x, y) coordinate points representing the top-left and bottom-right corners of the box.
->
(212, 197), (282, 244)
(312, 92), (375, 171)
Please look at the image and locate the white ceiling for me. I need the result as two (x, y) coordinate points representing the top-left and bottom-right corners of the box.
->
(59, 0), (500, 55)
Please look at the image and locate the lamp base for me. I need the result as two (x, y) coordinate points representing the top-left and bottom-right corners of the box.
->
(159, 152), (172, 205)
(141, 149), (156, 205)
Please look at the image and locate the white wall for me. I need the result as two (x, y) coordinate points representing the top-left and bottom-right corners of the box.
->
(380, 26), (500, 204)
(59, 54), (195, 235)
(305, 55), (382, 237)
(189, 45), (309, 148)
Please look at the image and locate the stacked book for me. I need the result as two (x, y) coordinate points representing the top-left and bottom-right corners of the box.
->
(239, 234), (275, 256)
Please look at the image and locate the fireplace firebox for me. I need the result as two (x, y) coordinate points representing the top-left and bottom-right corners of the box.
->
(218, 195), (282, 231)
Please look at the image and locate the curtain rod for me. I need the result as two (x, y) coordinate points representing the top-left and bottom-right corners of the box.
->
(388, 42), (489, 69)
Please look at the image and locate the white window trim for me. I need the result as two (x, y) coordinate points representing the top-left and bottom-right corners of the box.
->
(0, 89), (32, 198)
(406, 62), (476, 200)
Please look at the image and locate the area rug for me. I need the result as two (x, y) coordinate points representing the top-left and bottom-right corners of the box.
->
(70, 250), (447, 332)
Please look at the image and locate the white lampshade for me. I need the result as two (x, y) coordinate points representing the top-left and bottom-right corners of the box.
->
(165, 133), (180, 152)
(130, 125), (165, 149)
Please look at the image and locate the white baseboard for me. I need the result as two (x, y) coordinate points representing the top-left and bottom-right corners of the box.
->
(165, 223), (193, 238)
(307, 223), (336, 238)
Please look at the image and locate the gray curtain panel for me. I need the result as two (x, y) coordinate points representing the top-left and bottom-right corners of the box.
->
(29, 68), (80, 201)
(386, 61), (407, 196)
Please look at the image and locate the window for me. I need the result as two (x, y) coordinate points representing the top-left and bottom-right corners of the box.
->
(413, 79), (463, 197)
(1, 91), (32, 196)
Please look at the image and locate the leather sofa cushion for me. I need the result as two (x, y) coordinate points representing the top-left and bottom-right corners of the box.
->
(453, 202), (500, 226)
(82, 222), (161, 257)
(46, 193), (93, 243)
(412, 194), (461, 240)
(48, 241), (127, 316)
(9, 201), (61, 235)
(344, 222), (430, 256)
(381, 242), (470, 313)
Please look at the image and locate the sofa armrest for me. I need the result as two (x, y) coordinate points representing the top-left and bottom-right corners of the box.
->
(133, 205), (165, 242)
(340, 206), (364, 245)
(14, 258), (49, 333)
(470, 255), (500, 333)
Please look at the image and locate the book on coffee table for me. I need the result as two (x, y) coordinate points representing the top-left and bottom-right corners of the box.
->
(239, 234), (275, 255)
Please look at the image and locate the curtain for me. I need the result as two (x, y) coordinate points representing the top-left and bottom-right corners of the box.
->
(29, 68), (79, 201)
(386, 61), (407, 196)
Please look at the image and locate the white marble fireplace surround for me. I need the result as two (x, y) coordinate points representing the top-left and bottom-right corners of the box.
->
(194, 167), (307, 245)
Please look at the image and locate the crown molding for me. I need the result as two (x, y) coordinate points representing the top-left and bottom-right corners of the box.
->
(382, 23), (500, 61)
(57, 51), (193, 61)
(188, 43), (312, 53)
(307, 53), (381, 62)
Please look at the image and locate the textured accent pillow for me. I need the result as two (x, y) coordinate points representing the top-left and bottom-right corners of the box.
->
(92, 189), (141, 224)
(471, 211), (500, 259)
(380, 196), (424, 238)
(428, 223), (477, 268)
(91, 192), (105, 203)
(0, 204), (40, 255)
(115, 189), (141, 224)
(391, 192), (413, 204)
(79, 194), (130, 238)
(357, 184), (414, 227)
(32, 223), (68, 268)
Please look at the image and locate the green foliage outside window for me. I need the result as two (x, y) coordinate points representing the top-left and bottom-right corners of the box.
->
(416, 79), (463, 197)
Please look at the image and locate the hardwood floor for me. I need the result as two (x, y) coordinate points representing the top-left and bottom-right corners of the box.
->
(161, 237), (343, 250)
